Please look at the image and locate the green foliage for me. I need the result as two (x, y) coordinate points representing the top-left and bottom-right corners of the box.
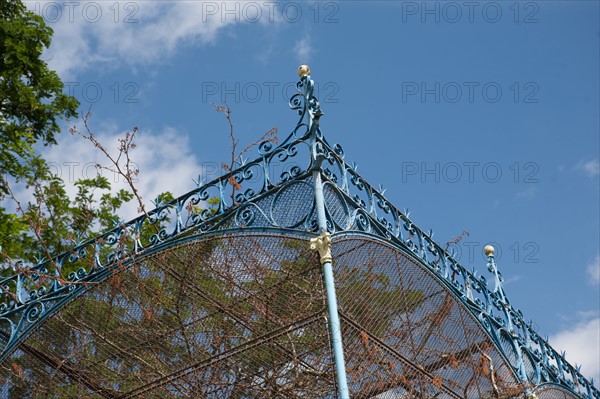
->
(0, 0), (79, 193)
(0, 163), (134, 263)
(73, 176), (134, 234)
(0, 1), (148, 270)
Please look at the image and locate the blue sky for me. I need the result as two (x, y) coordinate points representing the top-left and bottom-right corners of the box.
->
(17, 0), (600, 383)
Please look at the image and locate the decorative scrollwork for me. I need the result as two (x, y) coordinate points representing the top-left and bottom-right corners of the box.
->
(24, 301), (44, 323)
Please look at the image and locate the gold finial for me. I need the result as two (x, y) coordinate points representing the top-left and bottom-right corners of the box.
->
(298, 64), (311, 77)
(484, 244), (495, 256)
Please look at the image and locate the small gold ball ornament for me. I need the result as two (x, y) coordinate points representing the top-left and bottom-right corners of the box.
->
(298, 65), (311, 77)
(484, 245), (495, 256)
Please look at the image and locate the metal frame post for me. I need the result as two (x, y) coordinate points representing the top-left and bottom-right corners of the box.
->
(311, 170), (350, 399)
(298, 64), (350, 398)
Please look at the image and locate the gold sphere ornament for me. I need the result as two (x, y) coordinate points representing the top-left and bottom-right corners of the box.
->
(298, 65), (311, 77)
(484, 245), (495, 256)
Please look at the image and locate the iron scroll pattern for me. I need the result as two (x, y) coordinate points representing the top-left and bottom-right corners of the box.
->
(314, 136), (599, 398)
(0, 78), (322, 362)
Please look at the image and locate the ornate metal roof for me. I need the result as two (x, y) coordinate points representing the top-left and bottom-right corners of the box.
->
(0, 67), (597, 399)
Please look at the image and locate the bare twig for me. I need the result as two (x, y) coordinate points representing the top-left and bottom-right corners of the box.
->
(69, 108), (154, 234)
(444, 230), (470, 252)
(213, 104), (278, 204)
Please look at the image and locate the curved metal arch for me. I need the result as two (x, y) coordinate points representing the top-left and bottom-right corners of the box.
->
(0, 225), (323, 364)
(2, 230), (338, 398)
(0, 121), (318, 352)
(330, 231), (525, 382)
(0, 168), (319, 361)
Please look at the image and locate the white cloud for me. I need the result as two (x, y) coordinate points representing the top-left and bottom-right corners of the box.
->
(294, 38), (313, 62)
(502, 274), (522, 285)
(550, 315), (600, 384)
(587, 254), (600, 285)
(515, 186), (537, 200)
(41, 123), (204, 220)
(575, 159), (600, 178)
(28, 1), (276, 79)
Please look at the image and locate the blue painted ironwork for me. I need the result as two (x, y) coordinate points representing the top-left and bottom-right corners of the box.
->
(313, 173), (350, 399)
(0, 67), (598, 399)
(0, 98), (319, 362)
(312, 143), (599, 398)
(297, 64), (350, 399)
(310, 129), (600, 398)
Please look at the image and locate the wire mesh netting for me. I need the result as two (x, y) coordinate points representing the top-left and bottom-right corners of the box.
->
(1, 232), (524, 398)
(0, 234), (336, 398)
(332, 236), (523, 399)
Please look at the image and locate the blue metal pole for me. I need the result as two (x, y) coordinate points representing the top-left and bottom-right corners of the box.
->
(312, 170), (350, 399)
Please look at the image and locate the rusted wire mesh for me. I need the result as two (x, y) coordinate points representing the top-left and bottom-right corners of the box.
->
(1, 233), (523, 398)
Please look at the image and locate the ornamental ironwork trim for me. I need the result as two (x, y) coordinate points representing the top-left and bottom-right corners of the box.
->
(0, 67), (597, 399)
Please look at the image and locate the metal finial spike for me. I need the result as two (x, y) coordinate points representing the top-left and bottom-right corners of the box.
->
(151, 196), (163, 207)
(235, 155), (248, 167)
(298, 64), (311, 77)
(484, 244), (495, 256)
(193, 174), (205, 188)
